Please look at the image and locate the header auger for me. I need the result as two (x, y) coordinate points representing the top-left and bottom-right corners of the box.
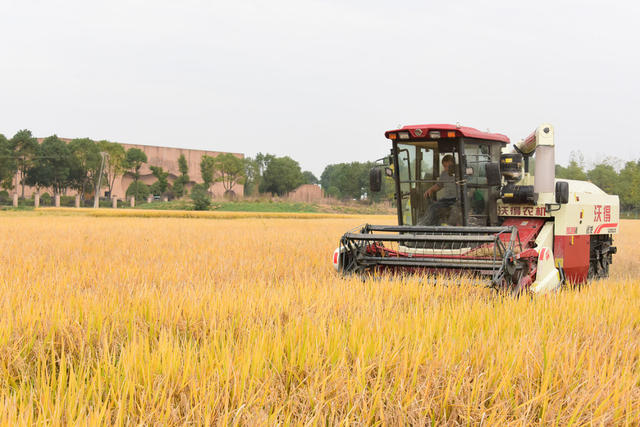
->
(332, 124), (619, 294)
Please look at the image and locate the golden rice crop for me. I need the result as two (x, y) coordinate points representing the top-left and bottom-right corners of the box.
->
(22, 207), (364, 220)
(0, 212), (638, 425)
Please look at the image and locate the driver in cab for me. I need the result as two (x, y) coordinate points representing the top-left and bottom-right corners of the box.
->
(422, 154), (457, 225)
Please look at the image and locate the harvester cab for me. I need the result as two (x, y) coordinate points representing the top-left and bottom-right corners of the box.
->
(333, 124), (619, 294)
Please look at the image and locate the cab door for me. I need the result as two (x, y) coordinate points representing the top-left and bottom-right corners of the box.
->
(464, 142), (492, 225)
(395, 144), (416, 225)
(394, 143), (438, 225)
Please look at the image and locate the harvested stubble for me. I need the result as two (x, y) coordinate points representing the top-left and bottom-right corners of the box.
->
(0, 214), (638, 425)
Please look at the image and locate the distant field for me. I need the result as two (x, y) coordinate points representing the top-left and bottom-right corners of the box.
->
(1, 198), (396, 215)
(0, 214), (637, 424)
(135, 200), (321, 213)
(133, 199), (395, 215)
(14, 207), (361, 220)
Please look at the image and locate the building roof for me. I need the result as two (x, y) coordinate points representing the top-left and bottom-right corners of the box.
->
(384, 124), (510, 143)
(35, 137), (243, 157)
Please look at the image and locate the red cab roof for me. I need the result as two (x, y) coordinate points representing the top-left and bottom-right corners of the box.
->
(385, 124), (510, 144)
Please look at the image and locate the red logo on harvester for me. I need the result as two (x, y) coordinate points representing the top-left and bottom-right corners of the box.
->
(499, 205), (547, 217)
(594, 205), (611, 222)
(539, 248), (550, 260)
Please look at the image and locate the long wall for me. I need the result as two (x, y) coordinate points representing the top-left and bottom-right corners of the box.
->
(114, 143), (244, 199)
(20, 139), (244, 199)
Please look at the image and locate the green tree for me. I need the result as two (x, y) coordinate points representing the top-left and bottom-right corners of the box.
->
(255, 152), (275, 175)
(242, 157), (260, 196)
(302, 170), (318, 185)
(320, 162), (368, 200)
(564, 160), (587, 181)
(97, 141), (126, 197)
(149, 165), (169, 196)
(24, 160), (48, 194)
(190, 183), (211, 210)
(178, 154), (189, 178)
(32, 135), (72, 195)
(214, 153), (245, 193)
(587, 162), (618, 194)
(173, 180), (185, 198)
(125, 148), (147, 198)
(618, 161), (640, 211)
(40, 192), (52, 206)
(556, 151), (587, 181)
(260, 156), (304, 196)
(10, 129), (38, 198)
(126, 181), (150, 201)
(200, 155), (215, 192)
(68, 138), (101, 201)
(0, 134), (16, 191)
(326, 185), (340, 198)
(174, 154), (190, 197)
(320, 161), (391, 202)
(242, 152), (275, 195)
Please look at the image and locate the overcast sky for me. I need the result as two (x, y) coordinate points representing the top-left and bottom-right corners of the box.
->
(1, 0), (639, 176)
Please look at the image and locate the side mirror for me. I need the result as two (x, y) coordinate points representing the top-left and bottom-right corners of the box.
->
(555, 181), (569, 204)
(384, 167), (393, 178)
(485, 163), (501, 187)
(370, 167), (382, 192)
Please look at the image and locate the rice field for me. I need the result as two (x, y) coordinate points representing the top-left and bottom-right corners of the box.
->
(0, 212), (638, 425)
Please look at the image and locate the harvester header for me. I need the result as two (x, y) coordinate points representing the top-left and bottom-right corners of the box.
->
(333, 123), (619, 294)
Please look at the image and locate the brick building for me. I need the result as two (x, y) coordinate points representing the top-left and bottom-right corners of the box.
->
(22, 139), (244, 199)
(115, 143), (244, 199)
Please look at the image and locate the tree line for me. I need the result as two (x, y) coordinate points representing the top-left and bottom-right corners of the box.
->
(244, 155), (393, 202)
(317, 152), (640, 212)
(8, 130), (631, 211)
(556, 152), (640, 213)
(243, 153), (318, 196)
(0, 130), (127, 201)
(0, 130), (251, 203)
(0, 130), (325, 208)
(0, 130), (393, 207)
(319, 161), (392, 202)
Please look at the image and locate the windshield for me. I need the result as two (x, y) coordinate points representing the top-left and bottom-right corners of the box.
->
(397, 142), (461, 226)
(465, 142), (491, 225)
(395, 141), (495, 226)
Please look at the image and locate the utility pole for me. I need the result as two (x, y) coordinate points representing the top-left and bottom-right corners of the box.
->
(94, 152), (107, 208)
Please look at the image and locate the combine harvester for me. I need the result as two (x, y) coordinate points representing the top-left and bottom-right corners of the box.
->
(333, 124), (619, 294)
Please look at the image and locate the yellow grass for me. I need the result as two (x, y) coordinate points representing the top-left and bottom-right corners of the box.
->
(0, 213), (638, 424)
(20, 207), (369, 220)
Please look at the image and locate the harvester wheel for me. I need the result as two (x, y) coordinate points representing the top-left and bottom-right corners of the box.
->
(588, 235), (613, 280)
(490, 273), (518, 295)
(490, 249), (520, 294)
